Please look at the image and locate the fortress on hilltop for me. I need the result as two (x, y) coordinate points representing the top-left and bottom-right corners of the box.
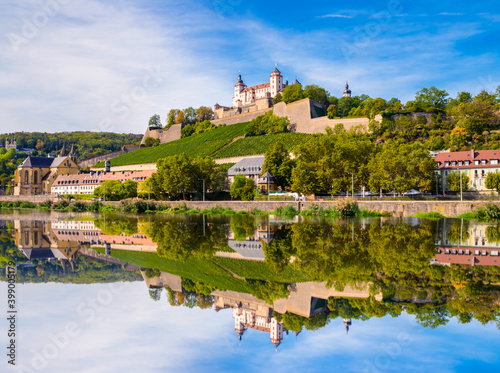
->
(142, 66), (377, 146)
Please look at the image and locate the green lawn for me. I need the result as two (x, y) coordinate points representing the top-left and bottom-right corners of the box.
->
(212, 132), (312, 158)
(99, 122), (253, 167)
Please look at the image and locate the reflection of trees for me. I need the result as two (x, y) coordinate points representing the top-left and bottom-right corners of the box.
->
(290, 222), (374, 288)
(485, 225), (500, 244)
(263, 227), (294, 274)
(230, 214), (256, 241)
(146, 215), (229, 261)
(149, 288), (162, 302)
(94, 215), (139, 236)
(445, 219), (470, 244)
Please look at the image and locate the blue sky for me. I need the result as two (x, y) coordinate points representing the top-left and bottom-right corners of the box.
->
(1, 281), (499, 373)
(1, 0), (499, 133)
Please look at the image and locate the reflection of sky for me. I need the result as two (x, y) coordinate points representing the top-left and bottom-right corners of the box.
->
(1, 282), (498, 373)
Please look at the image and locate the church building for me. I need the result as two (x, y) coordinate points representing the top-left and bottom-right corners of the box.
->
(13, 144), (80, 196)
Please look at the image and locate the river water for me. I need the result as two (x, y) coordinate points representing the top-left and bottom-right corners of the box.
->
(1, 210), (499, 372)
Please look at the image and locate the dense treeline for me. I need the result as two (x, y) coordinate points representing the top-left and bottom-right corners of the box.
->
(0, 131), (142, 160)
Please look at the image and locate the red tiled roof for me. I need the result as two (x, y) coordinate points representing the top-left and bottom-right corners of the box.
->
(435, 149), (500, 169)
(243, 83), (270, 92)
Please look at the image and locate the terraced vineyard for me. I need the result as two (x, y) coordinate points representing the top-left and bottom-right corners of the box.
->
(212, 132), (312, 159)
(100, 122), (313, 167)
(100, 122), (252, 167)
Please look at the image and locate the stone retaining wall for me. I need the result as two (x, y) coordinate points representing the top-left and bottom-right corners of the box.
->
(1, 198), (496, 218)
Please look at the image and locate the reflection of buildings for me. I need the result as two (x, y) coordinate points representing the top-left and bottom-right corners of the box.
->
(435, 221), (500, 267)
(225, 217), (296, 261)
(11, 219), (149, 270)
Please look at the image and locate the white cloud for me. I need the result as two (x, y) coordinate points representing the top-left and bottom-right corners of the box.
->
(319, 14), (353, 19)
(439, 12), (464, 16)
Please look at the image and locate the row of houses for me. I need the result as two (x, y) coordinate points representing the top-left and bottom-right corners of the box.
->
(51, 170), (153, 195)
(435, 149), (500, 192)
(12, 147), (500, 197)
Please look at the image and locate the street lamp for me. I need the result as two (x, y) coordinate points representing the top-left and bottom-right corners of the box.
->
(198, 178), (205, 201)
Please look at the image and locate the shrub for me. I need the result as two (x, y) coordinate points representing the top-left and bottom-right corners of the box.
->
(53, 200), (70, 210)
(475, 203), (500, 221)
(38, 200), (53, 209)
(69, 201), (87, 212)
(88, 201), (103, 212)
(273, 205), (298, 216)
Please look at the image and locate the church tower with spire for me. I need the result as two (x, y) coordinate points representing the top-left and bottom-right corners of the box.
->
(343, 81), (352, 97)
(69, 144), (78, 164)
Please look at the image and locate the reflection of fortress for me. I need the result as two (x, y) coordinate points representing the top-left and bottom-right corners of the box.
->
(141, 269), (365, 349)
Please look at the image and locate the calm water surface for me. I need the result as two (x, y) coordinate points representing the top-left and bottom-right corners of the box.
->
(1, 210), (499, 373)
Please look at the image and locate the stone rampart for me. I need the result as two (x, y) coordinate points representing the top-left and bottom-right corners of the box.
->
(212, 107), (273, 126)
(141, 124), (185, 145)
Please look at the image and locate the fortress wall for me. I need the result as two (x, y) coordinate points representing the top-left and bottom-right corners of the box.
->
(297, 116), (370, 134)
(141, 124), (185, 145)
(211, 107), (273, 126)
(161, 123), (184, 143)
(141, 128), (164, 145)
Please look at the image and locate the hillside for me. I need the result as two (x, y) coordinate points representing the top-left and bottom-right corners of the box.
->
(100, 122), (313, 167)
(0, 132), (143, 160)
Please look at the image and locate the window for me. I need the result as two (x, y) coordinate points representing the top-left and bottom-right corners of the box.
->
(465, 161), (470, 165)
(491, 160), (498, 165)
(458, 161), (463, 166)
(481, 160), (487, 165)
(445, 161), (450, 166)
(33, 170), (38, 184)
(474, 160), (479, 165)
(492, 251), (499, 256)
(24, 170), (29, 184)
(451, 161), (456, 166)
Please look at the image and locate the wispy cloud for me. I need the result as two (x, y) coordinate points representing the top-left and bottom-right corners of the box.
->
(319, 14), (353, 19)
(439, 12), (464, 16)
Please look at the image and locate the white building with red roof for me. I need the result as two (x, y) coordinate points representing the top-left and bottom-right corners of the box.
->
(435, 149), (500, 192)
(232, 66), (290, 108)
(51, 170), (154, 195)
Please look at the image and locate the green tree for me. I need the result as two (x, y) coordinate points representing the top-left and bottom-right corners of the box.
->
(196, 106), (214, 122)
(148, 114), (162, 128)
(166, 109), (180, 127)
(272, 92), (282, 105)
(485, 172), (500, 193)
(183, 107), (197, 124)
(282, 84), (305, 103)
(327, 104), (337, 119)
(144, 137), (160, 147)
(151, 154), (196, 200)
(263, 141), (296, 188)
(368, 141), (436, 194)
(337, 96), (361, 118)
(230, 174), (255, 201)
(291, 130), (374, 195)
(446, 172), (469, 192)
(413, 86), (450, 112)
(303, 84), (329, 106)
